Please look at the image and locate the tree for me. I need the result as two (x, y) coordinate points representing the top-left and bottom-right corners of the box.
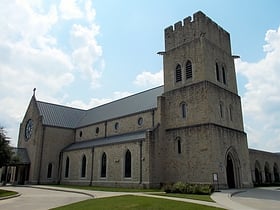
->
(0, 126), (12, 167)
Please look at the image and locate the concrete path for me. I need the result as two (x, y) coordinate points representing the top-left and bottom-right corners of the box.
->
(211, 187), (280, 210)
(0, 186), (92, 210)
(1, 185), (280, 210)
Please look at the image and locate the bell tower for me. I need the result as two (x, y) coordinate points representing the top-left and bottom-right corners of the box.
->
(160, 11), (252, 188)
(163, 11), (238, 94)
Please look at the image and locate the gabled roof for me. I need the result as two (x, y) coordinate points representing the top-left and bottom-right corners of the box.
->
(36, 86), (164, 129)
(37, 101), (86, 129)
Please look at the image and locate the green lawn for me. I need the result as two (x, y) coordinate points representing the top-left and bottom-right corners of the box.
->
(0, 189), (17, 197)
(156, 193), (215, 202)
(51, 195), (224, 210)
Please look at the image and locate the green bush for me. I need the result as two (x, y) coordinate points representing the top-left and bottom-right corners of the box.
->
(163, 182), (214, 195)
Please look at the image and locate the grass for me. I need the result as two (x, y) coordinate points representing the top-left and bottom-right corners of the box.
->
(51, 195), (224, 210)
(0, 189), (18, 197)
(155, 193), (215, 202)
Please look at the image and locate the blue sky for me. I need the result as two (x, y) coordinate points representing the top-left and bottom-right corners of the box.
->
(1, 0), (280, 152)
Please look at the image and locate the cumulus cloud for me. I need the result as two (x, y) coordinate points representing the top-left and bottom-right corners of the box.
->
(67, 91), (133, 110)
(133, 70), (163, 88)
(59, 0), (83, 20)
(236, 26), (280, 152)
(0, 0), (104, 145)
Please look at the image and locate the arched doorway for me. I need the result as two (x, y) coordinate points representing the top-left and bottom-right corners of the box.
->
(255, 160), (262, 184)
(226, 155), (235, 188)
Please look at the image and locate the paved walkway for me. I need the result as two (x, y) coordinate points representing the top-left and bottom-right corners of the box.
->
(1, 185), (280, 210)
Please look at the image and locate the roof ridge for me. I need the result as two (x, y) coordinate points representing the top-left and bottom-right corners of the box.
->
(36, 100), (86, 112)
(86, 85), (163, 111)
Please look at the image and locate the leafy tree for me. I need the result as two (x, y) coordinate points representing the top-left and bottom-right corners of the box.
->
(0, 126), (12, 167)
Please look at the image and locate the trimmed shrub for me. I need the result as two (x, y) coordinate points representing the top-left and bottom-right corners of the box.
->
(163, 182), (214, 195)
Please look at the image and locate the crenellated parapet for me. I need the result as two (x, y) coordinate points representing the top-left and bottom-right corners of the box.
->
(164, 11), (231, 53)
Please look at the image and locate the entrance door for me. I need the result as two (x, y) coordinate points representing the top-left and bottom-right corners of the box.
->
(226, 155), (235, 188)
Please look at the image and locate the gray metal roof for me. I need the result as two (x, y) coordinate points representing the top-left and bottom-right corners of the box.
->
(37, 101), (86, 128)
(64, 131), (146, 151)
(77, 86), (164, 127)
(36, 86), (164, 128)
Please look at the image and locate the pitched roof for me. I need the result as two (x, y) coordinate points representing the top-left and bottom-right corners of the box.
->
(37, 101), (86, 129)
(36, 86), (164, 129)
(64, 131), (146, 151)
(77, 86), (164, 127)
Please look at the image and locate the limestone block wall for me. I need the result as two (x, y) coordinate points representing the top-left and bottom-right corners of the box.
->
(75, 110), (155, 142)
(161, 124), (252, 188)
(249, 149), (280, 183)
(61, 136), (153, 188)
(61, 148), (92, 185)
(18, 97), (44, 184)
(39, 126), (75, 184)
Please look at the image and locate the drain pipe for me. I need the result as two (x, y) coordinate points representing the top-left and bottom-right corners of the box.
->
(90, 147), (94, 186)
(139, 140), (143, 184)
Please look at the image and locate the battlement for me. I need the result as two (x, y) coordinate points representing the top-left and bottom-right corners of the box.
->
(164, 11), (231, 53)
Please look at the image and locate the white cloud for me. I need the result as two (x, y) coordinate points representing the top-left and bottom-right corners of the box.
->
(67, 91), (133, 110)
(236, 26), (280, 152)
(71, 23), (103, 88)
(0, 0), (103, 146)
(59, 0), (83, 20)
(133, 70), (163, 88)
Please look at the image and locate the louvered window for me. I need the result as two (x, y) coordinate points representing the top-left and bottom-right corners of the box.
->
(186, 60), (192, 79)
(175, 64), (182, 82)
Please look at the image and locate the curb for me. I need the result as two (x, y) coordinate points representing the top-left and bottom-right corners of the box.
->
(0, 192), (21, 200)
(28, 185), (95, 198)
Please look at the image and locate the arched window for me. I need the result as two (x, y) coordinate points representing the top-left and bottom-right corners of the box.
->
(186, 60), (192, 79)
(181, 102), (187, 118)
(65, 157), (70, 178)
(177, 137), (181, 154)
(219, 102), (224, 118)
(229, 105), (233, 121)
(81, 155), (86, 178)
(47, 163), (52, 178)
(101, 152), (107, 177)
(216, 63), (220, 81)
(125, 150), (131, 178)
(222, 66), (226, 84)
(175, 64), (182, 82)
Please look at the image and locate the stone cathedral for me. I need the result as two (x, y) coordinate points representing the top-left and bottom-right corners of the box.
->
(12, 11), (280, 188)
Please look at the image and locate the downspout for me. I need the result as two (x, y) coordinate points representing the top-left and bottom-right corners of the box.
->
(90, 147), (94, 186)
(104, 121), (107, 137)
(38, 126), (45, 184)
(57, 151), (63, 184)
(139, 141), (143, 185)
(152, 110), (155, 128)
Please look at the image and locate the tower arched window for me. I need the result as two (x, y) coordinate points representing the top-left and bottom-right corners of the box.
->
(125, 150), (131, 178)
(186, 60), (192, 79)
(81, 155), (86, 178)
(222, 66), (226, 84)
(216, 63), (220, 81)
(65, 157), (70, 178)
(219, 102), (224, 118)
(177, 137), (182, 154)
(175, 64), (182, 82)
(181, 102), (187, 118)
(47, 163), (52, 178)
(101, 152), (107, 178)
